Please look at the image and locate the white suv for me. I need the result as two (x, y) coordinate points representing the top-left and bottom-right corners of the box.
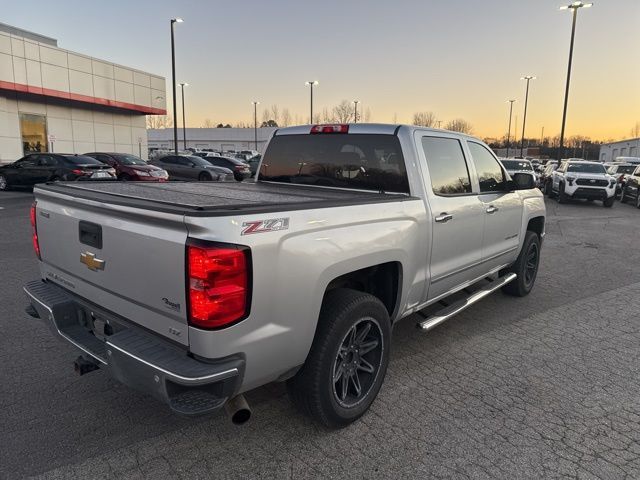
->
(550, 160), (616, 207)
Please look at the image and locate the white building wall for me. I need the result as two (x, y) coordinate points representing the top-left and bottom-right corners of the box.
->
(0, 91), (148, 162)
(599, 138), (640, 162)
(147, 127), (278, 153)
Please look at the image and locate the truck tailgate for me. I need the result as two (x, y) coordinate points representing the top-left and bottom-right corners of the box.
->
(34, 187), (190, 345)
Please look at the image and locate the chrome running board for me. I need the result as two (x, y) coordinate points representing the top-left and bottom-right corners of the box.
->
(416, 273), (517, 332)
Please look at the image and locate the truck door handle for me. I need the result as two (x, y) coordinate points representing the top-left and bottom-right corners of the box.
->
(435, 213), (453, 223)
(486, 206), (499, 214)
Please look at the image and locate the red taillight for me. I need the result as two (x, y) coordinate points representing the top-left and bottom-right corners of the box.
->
(234, 165), (245, 171)
(187, 243), (250, 329)
(30, 201), (41, 260)
(310, 124), (349, 134)
(71, 169), (90, 176)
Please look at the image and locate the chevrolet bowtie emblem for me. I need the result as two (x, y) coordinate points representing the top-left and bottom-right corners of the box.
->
(80, 252), (105, 271)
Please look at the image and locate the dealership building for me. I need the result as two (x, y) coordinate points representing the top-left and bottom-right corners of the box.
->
(598, 137), (640, 162)
(147, 127), (278, 153)
(0, 23), (166, 163)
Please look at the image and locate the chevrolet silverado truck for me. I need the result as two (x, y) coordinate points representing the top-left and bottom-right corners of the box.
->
(25, 124), (545, 428)
(549, 159), (616, 207)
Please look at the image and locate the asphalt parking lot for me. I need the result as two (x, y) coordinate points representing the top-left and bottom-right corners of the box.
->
(2, 190), (640, 479)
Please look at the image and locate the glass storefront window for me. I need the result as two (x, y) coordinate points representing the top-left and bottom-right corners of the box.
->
(20, 113), (48, 154)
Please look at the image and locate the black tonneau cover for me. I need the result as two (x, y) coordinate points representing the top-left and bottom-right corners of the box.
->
(36, 181), (414, 216)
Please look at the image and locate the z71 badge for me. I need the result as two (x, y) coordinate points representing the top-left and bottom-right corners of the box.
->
(241, 217), (290, 235)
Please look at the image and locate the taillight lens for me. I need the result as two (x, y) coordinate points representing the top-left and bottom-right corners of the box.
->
(310, 124), (349, 134)
(71, 169), (90, 176)
(30, 201), (41, 259)
(187, 243), (250, 329)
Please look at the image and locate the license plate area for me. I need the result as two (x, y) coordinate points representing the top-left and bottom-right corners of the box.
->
(91, 172), (110, 178)
(79, 220), (102, 249)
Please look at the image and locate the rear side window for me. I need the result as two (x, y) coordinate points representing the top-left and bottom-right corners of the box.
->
(421, 137), (471, 195)
(62, 155), (104, 165)
(260, 134), (409, 194)
(468, 142), (505, 192)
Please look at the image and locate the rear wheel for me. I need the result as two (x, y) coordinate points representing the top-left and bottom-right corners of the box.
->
(287, 288), (390, 428)
(501, 231), (540, 297)
(0, 174), (8, 191)
(636, 192), (640, 209)
(234, 173), (244, 182)
(119, 173), (131, 181)
(198, 172), (212, 181)
(543, 180), (553, 197)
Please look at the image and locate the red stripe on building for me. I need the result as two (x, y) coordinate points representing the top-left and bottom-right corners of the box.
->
(0, 80), (167, 115)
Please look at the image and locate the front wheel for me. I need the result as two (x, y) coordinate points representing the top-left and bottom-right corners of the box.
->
(603, 196), (615, 208)
(558, 184), (568, 204)
(636, 193), (640, 209)
(198, 172), (212, 181)
(287, 289), (391, 428)
(501, 231), (541, 297)
(0, 174), (9, 191)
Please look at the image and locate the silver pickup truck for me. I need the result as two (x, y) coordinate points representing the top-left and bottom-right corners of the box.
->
(25, 124), (545, 428)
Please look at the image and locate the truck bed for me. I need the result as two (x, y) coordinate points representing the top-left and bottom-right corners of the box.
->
(36, 180), (412, 216)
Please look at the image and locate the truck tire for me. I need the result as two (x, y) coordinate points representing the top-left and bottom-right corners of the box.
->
(603, 196), (615, 208)
(287, 288), (391, 428)
(501, 231), (540, 297)
(558, 184), (567, 204)
(544, 180), (554, 197)
(620, 187), (628, 203)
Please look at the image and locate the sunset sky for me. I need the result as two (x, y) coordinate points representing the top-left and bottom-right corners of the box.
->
(4, 0), (639, 141)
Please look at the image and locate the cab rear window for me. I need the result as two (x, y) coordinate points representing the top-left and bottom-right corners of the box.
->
(259, 134), (409, 194)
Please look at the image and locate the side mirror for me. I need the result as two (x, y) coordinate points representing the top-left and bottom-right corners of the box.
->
(511, 172), (536, 190)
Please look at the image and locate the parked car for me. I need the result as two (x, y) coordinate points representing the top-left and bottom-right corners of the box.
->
(150, 155), (234, 181)
(619, 165), (640, 208)
(240, 150), (259, 158)
(245, 155), (261, 177)
(539, 162), (560, 196)
(499, 159), (538, 187)
(201, 155), (251, 181)
(84, 152), (168, 182)
(605, 163), (636, 198)
(549, 160), (615, 207)
(615, 156), (640, 165)
(0, 153), (115, 190)
(25, 123), (545, 428)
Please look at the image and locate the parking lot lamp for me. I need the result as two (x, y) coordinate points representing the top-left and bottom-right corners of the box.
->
(179, 83), (188, 150)
(520, 76), (536, 158)
(170, 18), (183, 155)
(353, 100), (359, 123)
(559, 1), (593, 160)
(305, 81), (318, 123)
(252, 101), (260, 150)
(506, 99), (516, 158)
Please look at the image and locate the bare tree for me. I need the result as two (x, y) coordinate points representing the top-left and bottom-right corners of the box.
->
(321, 107), (333, 123)
(445, 118), (473, 134)
(202, 118), (215, 128)
(236, 121), (250, 128)
(281, 108), (292, 127)
(412, 111), (437, 127)
(294, 114), (302, 125)
(631, 122), (640, 138)
(146, 115), (173, 129)
(392, 113), (398, 123)
(332, 100), (353, 123)
(364, 107), (372, 122)
(270, 105), (280, 125)
(262, 109), (270, 124)
(312, 113), (322, 124)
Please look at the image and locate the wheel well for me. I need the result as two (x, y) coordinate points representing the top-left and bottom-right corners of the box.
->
(527, 216), (544, 238)
(325, 262), (401, 321)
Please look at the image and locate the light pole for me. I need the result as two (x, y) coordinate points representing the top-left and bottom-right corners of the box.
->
(179, 82), (188, 150)
(559, 1), (592, 160)
(305, 81), (318, 123)
(252, 101), (259, 150)
(506, 99), (516, 158)
(170, 18), (183, 155)
(519, 75), (536, 158)
(353, 100), (359, 123)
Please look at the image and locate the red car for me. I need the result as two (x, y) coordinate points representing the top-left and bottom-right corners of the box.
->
(84, 152), (169, 181)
